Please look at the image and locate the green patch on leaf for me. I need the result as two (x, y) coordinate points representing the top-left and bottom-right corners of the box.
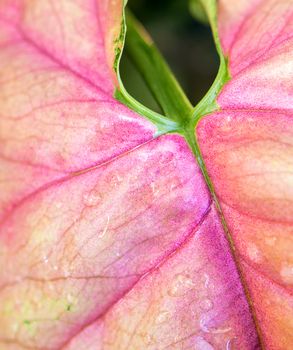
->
(66, 303), (73, 312)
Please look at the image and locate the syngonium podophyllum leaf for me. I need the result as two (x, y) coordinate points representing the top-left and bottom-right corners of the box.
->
(0, 1), (292, 350)
(197, 0), (293, 349)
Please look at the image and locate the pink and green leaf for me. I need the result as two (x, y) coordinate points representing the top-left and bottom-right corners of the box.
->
(0, 0), (292, 349)
(197, 0), (293, 348)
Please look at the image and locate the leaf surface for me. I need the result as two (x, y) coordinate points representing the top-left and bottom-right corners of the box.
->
(0, 0), (291, 349)
(197, 0), (293, 348)
(0, 1), (257, 349)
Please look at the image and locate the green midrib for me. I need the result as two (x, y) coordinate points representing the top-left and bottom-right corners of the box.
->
(114, 2), (263, 348)
(114, 6), (229, 192)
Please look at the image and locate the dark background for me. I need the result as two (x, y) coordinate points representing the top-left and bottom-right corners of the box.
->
(120, 0), (219, 112)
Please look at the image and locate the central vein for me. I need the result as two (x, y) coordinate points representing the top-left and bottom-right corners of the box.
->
(115, 9), (228, 191)
(114, 6), (263, 348)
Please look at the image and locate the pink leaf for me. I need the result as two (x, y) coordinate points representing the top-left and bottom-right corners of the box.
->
(197, 1), (293, 348)
(0, 1), (257, 349)
(1, 0), (291, 349)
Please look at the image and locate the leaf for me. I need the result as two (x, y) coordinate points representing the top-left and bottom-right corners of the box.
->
(0, 1), (291, 350)
(0, 1), (258, 349)
(197, 0), (293, 348)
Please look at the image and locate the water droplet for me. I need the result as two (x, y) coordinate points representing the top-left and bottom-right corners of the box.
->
(100, 120), (109, 129)
(169, 178), (181, 192)
(115, 174), (123, 183)
(200, 299), (213, 311)
(150, 182), (160, 197)
(194, 336), (214, 350)
(155, 310), (170, 324)
(98, 215), (110, 238)
(83, 189), (101, 206)
(226, 338), (236, 350)
(107, 174), (123, 189)
(199, 316), (210, 333)
(247, 243), (262, 263)
(203, 273), (210, 288)
(200, 316), (231, 334)
(143, 333), (153, 345)
(170, 183), (176, 191)
(168, 273), (194, 297)
(280, 263), (293, 285)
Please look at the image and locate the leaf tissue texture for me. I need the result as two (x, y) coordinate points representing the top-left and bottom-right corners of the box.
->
(0, 1), (258, 349)
(0, 0), (290, 350)
(197, 0), (293, 349)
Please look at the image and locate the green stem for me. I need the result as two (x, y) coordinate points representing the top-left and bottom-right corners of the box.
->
(190, 0), (230, 125)
(123, 11), (193, 124)
(183, 127), (214, 192)
(115, 4), (263, 347)
(114, 10), (182, 135)
(191, 56), (229, 125)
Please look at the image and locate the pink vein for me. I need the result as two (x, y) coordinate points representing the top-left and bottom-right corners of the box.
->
(0, 137), (156, 226)
(0, 16), (110, 98)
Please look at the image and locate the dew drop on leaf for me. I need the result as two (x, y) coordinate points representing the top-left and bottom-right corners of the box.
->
(226, 338), (237, 350)
(203, 273), (210, 288)
(143, 333), (153, 345)
(83, 189), (101, 206)
(200, 298), (214, 311)
(168, 273), (195, 297)
(194, 336), (214, 350)
(155, 310), (170, 324)
(200, 315), (232, 334)
(150, 182), (160, 197)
